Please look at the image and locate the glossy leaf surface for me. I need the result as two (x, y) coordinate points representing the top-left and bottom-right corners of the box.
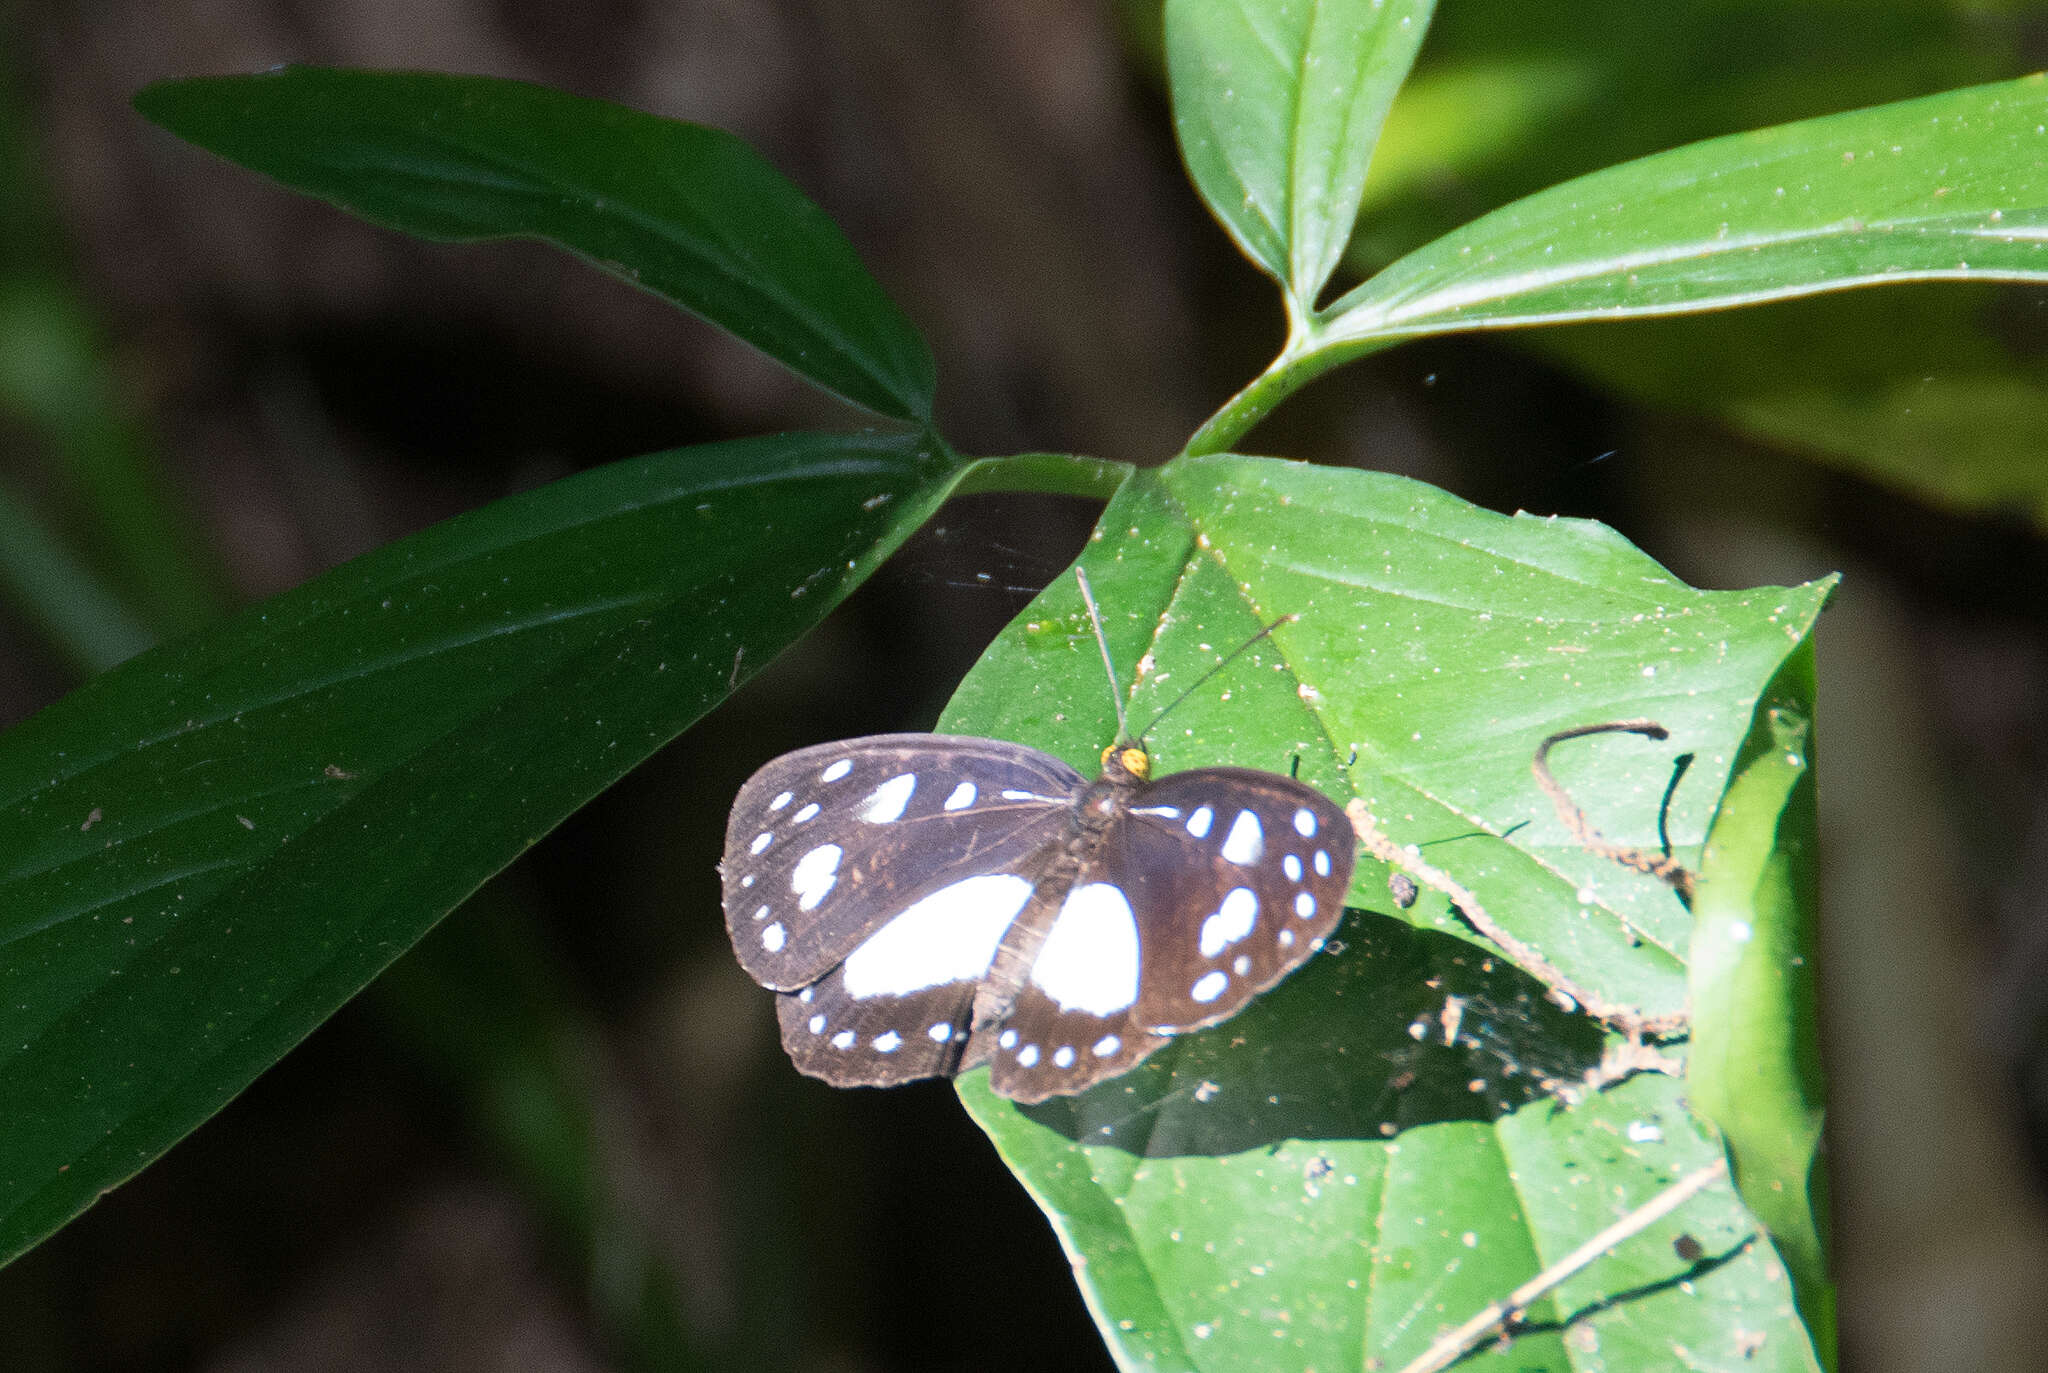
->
(135, 68), (937, 422)
(1321, 74), (2048, 349)
(946, 457), (1830, 1368)
(1167, 0), (1433, 308)
(0, 429), (963, 1265)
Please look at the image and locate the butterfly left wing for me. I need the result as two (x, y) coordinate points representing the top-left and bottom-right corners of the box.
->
(724, 733), (1084, 1090)
(722, 733), (1082, 991)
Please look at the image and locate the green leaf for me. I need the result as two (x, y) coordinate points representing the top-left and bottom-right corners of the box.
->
(1320, 73), (2048, 351)
(134, 67), (937, 423)
(943, 456), (1830, 1367)
(1688, 641), (1834, 1366)
(1167, 0), (1434, 311)
(0, 428), (965, 1266)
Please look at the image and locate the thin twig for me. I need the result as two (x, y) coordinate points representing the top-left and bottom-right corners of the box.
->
(1532, 720), (1696, 903)
(1344, 800), (1687, 1038)
(1393, 1158), (1731, 1373)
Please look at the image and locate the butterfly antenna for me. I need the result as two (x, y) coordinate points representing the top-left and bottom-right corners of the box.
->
(1135, 614), (1297, 743)
(1073, 567), (1131, 743)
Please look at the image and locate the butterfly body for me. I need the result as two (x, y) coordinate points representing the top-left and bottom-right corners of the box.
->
(722, 732), (1354, 1102)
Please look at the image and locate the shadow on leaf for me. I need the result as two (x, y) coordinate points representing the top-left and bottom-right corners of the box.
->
(1019, 908), (1607, 1157)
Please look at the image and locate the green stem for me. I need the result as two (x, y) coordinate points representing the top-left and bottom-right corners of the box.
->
(1182, 330), (1387, 457)
(950, 451), (1132, 500)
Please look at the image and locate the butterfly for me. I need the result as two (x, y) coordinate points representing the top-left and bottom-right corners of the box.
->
(719, 575), (1357, 1103)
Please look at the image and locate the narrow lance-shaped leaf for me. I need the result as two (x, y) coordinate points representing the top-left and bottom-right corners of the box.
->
(1319, 73), (2048, 351)
(135, 68), (937, 422)
(0, 429), (965, 1267)
(1688, 643), (1834, 1366)
(943, 457), (1829, 1370)
(1167, 0), (1435, 311)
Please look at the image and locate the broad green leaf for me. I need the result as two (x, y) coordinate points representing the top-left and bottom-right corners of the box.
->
(1318, 74), (2048, 353)
(943, 456), (1830, 1367)
(1345, 0), (2012, 273)
(1689, 643), (1833, 1366)
(0, 429), (964, 1266)
(134, 68), (937, 423)
(1167, 0), (1434, 310)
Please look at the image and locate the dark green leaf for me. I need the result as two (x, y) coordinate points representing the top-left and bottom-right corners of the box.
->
(134, 68), (936, 422)
(1167, 0), (1434, 309)
(0, 429), (964, 1265)
(1688, 642), (1834, 1365)
(944, 457), (1829, 1367)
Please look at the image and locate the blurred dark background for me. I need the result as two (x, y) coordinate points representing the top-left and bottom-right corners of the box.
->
(3, 1), (2047, 1369)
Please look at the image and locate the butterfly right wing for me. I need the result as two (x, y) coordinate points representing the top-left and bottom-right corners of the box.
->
(721, 733), (1083, 991)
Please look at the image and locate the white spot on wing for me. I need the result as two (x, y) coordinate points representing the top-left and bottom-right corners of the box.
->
(1278, 929), (1295, 948)
(1016, 1044), (1041, 1067)
(1220, 810), (1264, 865)
(1190, 970), (1229, 1003)
(1092, 1034), (1121, 1058)
(928, 1022), (952, 1043)
(791, 843), (843, 911)
(1031, 882), (1140, 1016)
(1053, 1046), (1075, 1068)
(841, 874), (1033, 999)
(808, 1014), (825, 1033)
(1001, 789), (1056, 802)
(1133, 805), (1181, 819)
(944, 781), (977, 810)
(873, 1030), (902, 1053)
(821, 759), (853, 782)
(1198, 887), (1259, 958)
(1314, 849), (1331, 877)
(792, 802), (820, 824)
(1295, 891), (1316, 919)
(999, 1028), (1018, 1049)
(1233, 954), (1250, 975)
(761, 922), (786, 952)
(858, 773), (917, 823)
(749, 831), (772, 855)
(831, 1029), (856, 1048)
(1294, 807), (1317, 837)
(769, 791), (793, 811)
(1186, 806), (1214, 838)
(1283, 853), (1302, 882)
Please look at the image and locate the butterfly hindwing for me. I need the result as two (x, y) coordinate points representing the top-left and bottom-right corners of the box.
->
(722, 734), (1082, 990)
(1104, 767), (1356, 1033)
(982, 985), (1169, 1103)
(776, 963), (981, 1088)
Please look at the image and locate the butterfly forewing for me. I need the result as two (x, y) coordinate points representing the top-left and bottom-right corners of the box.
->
(1111, 767), (1354, 1032)
(722, 734), (1082, 991)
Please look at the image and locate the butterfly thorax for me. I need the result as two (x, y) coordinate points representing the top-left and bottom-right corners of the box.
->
(968, 741), (1151, 1038)
(1074, 740), (1149, 829)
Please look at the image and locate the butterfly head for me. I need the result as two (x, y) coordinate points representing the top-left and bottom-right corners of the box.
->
(1101, 741), (1151, 782)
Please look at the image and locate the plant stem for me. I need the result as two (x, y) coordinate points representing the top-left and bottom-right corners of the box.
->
(1182, 328), (1376, 456)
